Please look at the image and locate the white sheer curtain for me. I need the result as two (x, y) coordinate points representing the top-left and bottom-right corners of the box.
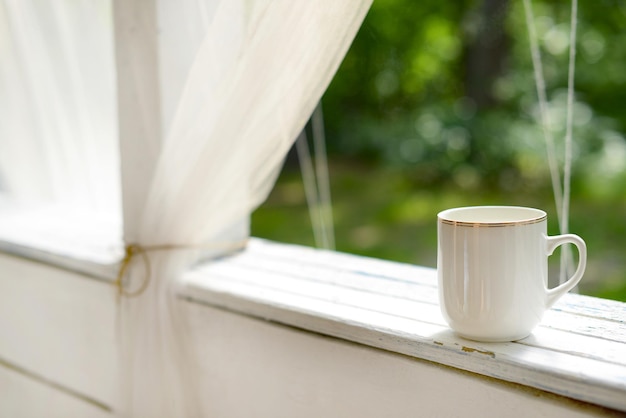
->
(0, 0), (119, 215)
(0, 0), (370, 415)
(116, 1), (371, 417)
(0, 0), (121, 262)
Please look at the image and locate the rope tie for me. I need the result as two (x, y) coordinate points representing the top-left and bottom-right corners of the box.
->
(115, 240), (248, 297)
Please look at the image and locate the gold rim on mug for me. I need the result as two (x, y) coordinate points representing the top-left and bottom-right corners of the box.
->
(438, 206), (547, 228)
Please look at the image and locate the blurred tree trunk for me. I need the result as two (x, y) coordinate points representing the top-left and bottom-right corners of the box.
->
(463, 0), (510, 109)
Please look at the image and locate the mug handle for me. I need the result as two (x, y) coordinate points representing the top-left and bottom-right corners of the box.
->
(545, 234), (587, 308)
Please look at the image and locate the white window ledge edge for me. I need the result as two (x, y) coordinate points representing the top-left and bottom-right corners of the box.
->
(1, 236), (625, 413)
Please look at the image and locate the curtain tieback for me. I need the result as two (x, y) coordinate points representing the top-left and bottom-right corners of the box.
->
(115, 240), (248, 298)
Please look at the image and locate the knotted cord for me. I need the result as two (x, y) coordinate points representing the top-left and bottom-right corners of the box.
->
(115, 240), (248, 297)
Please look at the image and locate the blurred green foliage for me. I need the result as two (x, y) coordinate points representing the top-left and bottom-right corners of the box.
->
(323, 0), (626, 193)
(253, 0), (626, 301)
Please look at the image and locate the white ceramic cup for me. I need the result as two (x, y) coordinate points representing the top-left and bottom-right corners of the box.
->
(437, 206), (586, 342)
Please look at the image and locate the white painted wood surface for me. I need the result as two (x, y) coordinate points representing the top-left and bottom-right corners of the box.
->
(0, 365), (111, 418)
(1, 239), (625, 416)
(184, 301), (616, 418)
(112, 0), (163, 243)
(0, 254), (118, 408)
(186, 239), (626, 413)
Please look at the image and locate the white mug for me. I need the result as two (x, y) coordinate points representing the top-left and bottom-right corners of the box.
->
(437, 206), (586, 342)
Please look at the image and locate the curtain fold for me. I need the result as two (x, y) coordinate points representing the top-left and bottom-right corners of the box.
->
(0, 0), (371, 415)
(118, 1), (371, 416)
(0, 0), (122, 263)
(0, 0), (119, 215)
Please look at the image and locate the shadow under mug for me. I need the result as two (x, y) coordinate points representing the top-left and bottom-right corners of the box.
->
(437, 206), (587, 342)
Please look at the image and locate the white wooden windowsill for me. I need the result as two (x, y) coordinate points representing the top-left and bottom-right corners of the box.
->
(1, 226), (625, 413)
(183, 239), (626, 413)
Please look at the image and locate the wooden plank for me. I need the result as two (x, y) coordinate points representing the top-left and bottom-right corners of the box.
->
(185, 275), (626, 412)
(185, 269), (626, 378)
(552, 294), (626, 323)
(247, 238), (438, 283)
(540, 308), (626, 343)
(229, 243), (626, 345)
(191, 262), (626, 367)
(184, 301), (616, 418)
(0, 253), (118, 409)
(231, 251), (439, 299)
(240, 241), (626, 332)
(201, 262), (442, 322)
(0, 360), (112, 418)
(185, 239), (626, 413)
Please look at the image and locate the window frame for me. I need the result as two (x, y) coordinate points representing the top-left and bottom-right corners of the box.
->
(1, 235), (625, 413)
